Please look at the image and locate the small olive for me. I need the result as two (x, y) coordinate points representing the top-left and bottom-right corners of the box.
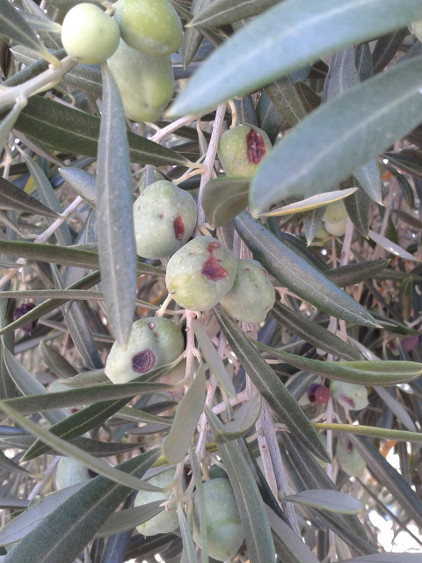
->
(336, 440), (366, 477)
(330, 381), (368, 411)
(61, 4), (120, 64)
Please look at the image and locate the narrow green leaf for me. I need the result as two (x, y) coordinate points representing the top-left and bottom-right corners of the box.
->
(215, 393), (261, 443)
(177, 503), (197, 562)
(234, 212), (377, 326)
(344, 554), (422, 562)
(59, 167), (96, 207)
(0, 176), (58, 218)
(254, 339), (422, 386)
(0, 98), (27, 147)
(201, 177), (249, 228)
(368, 229), (419, 261)
(256, 91), (283, 143)
(250, 54), (422, 214)
(206, 407), (276, 563)
(326, 259), (390, 287)
(343, 188), (371, 237)
(96, 65), (136, 346)
(162, 363), (206, 463)
(265, 76), (307, 128)
(181, 0), (208, 68)
(271, 301), (363, 361)
(95, 501), (164, 538)
(0, 401), (161, 491)
(215, 307), (330, 462)
(168, 0), (422, 117)
(14, 96), (189, 167)
(0, 0), (58, 65)
(353, 159), (382, 204)
(281, 489), (363, 514)
(193, 318), (236, 396)
(190, 0), (280, 28)
(303, 207), (326, 245)
(3, 448), (160, 563)
(313, 423), (422, 443)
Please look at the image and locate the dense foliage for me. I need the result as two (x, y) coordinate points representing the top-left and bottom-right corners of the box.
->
(1, 0), (422, 561)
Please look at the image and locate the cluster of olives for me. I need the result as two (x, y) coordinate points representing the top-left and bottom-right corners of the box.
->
(61, 0), (182, 121)
(133, 471), (244, 561)
(132, 179), (275, 322)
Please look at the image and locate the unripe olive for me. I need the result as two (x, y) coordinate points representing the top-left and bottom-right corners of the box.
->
(134, 468), (179, 535)
(107, 39), (175, 122)
(217, 124), (272, 178)
(104, 317), (184, 384)
(307, 383), (330, 404)
(133, 180), (197, 259)
(323, 200), (348, 237)
(336, 440), (366, 477)
(165, 237), (238, 311)
(54, 457), (91, 490)
(220, 258), (275, 324)
(193, 478), (244, 561)
(61, 4), (120, 64)
(114, 0), (183, 57)
(330, 381), (368, 411)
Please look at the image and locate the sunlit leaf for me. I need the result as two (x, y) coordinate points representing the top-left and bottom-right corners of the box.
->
(281, 489), (363, 514)
(215, 393), (261, 443)
(368, 229), (419, 261)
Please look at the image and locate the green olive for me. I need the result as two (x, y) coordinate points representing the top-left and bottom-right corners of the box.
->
(107, 39), (175, 122)
(165, 236), (238, 311)
(133, 180), (197, 259)
(114, 0), (183, 57)
(336, 440), (366, 477)
(323, 200), (348, 236)
(330, 381), (368, 411)
(54, 457), (91, 490)
(217, 124), (272, 178)
(220, 259), (275, 323)
(192, 478), (244, 561)
(104, 317), (184, 384)
(134, 468), (179, 535)
(61, 4), (120, 64)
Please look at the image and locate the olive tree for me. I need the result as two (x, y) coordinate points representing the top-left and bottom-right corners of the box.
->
(1, 0), (422, 561)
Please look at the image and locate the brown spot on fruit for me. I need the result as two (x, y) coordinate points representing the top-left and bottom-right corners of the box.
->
(246, 129), (266, 164)
(173, 216), (185, 240)
(202, 242), (228, 281)
(132, 349), (155, 373)
(340, 394), (355, 409)
(13, 302), (38, 333)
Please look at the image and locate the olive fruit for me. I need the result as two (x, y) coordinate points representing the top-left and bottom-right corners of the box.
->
(322, 200), (348, 237)
(104, 317), (184, 384)
(133, 180), (197, 259)
(220, 258), (275, 323)
(330, 381), (368, 411)
(107, 39), (175, 122)
(307, 383), (330, 404)
(336, 440), (366, 477)
(54, 457), (91, 490)
(165, 236), (238, 311)
(61, 4), (120, 64)
(114, 0), (183, 57)
(192, 478), (244, 561)
(217, 124), (272, 178)
(134, 468), (179, 535)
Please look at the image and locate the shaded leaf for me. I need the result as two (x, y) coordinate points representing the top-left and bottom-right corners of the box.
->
(343, 188), (371, 237)
(0, 98), (27, 148)
(0, 176), (58, 218)
(59, 166), (96, 207)
(250, 54), (422, 214)
(215, 306), (330, 462)
(281, 489), (363, 514)
(234, 212), (377, 326)
(326, 259), (390, 287)
(201, 177), (249, 228)
(313, 423), (422, 443)
(95, 501), (164, 538)
(368, 229), (419, 261)
(215, 392), (261, 443)
(190, 0), (280, 28)
(168, 0), (422, 117)
(96, 65), (136, 346)
(264, 76), (307, 128)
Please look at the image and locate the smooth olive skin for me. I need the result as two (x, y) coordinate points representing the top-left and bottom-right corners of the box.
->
(165, 236), (238, 311)
(61, 4), (120, 64)
(114, 0), (183, 57)
(220, 259), (275, 323)
(54, 457), (91, 490)
(134, 469), (179, 535)
(133, 180), (197, 259)
(192, 478), (244, 561)
(323, 200), (348, 236)
(107, 39), (175, 122)
(336, 441), (366, 477)
(217, 124), (272, 178)
(104, 317), (184, 384)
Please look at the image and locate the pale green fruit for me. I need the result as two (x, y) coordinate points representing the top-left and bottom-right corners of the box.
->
(193, 478), (244, 561)
(134, 468), (179, 535)
(54, 457), (91, 490)
(220, 259), (275, 323)
(324, 217), (347, 237)
(217, 124), (272, 178)
(336, 440), (366, 477)
(104, 317), (184, 384)
(133, 180), (197, 259)
(323, 200), (347, 223)
(165, 236), (238, 311)
(330, 381), (368, 411)
(114, 0), (183, 56)
(107, 39), (175, 122)
(158, 359), (186, 398)
(61, 4), (120, 64)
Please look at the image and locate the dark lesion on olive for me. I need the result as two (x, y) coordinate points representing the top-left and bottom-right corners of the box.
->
(132, 349), (155, 373)
(173, 216), (185, 240)
(246, 129), (266, 164)
(202, 242), (228, 281)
